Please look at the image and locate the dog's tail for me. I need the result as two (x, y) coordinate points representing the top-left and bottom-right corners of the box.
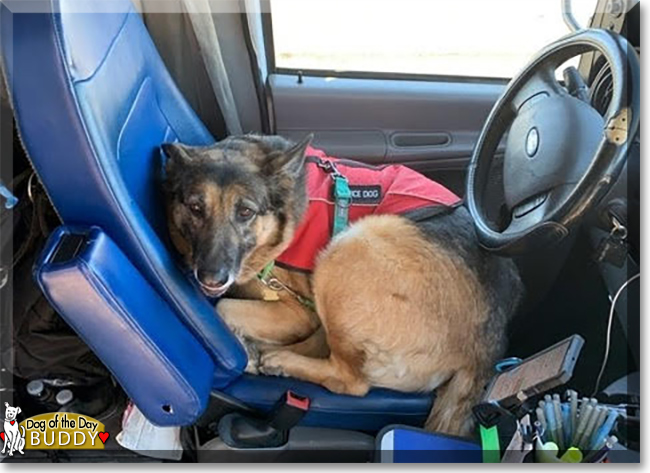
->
(19, 425), (25, 438)
(424, 368), (487, 436)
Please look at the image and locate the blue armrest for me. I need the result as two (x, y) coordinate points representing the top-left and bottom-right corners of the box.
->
(34, 225), (215, 426)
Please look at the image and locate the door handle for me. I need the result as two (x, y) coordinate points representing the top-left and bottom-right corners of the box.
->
(391, 132), (451, 148)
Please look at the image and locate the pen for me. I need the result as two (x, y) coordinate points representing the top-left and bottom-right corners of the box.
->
(536, 407), (547, 434)
(534, 420), (546, 444)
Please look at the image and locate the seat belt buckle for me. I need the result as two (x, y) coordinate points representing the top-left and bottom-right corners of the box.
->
(473, 401), (514, 428)
(268, 391), (310, 430)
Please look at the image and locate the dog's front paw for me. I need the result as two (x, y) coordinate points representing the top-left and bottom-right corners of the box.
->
(259, 351), (292, 377)
(216, 299), (237, 328)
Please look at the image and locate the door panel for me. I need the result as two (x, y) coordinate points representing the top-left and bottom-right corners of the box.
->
(269, 74), (505, 186)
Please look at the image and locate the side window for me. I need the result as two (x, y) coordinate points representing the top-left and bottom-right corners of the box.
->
(269, 0), (598, 79)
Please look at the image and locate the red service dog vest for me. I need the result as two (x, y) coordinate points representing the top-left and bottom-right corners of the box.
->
(275, 147), (461, 272)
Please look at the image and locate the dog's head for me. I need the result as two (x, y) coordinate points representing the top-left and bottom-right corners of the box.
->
(162, 134), (312, 296)
(4, 402), (20, 421)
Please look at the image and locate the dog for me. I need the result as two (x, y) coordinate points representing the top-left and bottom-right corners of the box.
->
(162, 135), (523, 435)
(2, 402), (25, 456)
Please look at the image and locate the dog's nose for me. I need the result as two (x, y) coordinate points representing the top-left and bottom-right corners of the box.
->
(196, 268), (231, 289)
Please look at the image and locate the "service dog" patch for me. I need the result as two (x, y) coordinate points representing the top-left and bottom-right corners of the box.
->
(331, 185), (382, 205)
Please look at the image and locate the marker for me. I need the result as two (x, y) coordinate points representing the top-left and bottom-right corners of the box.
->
(573, 403), (593, 448)
(586, 445), (611, 463)
(588, 407), (609, 449)
(535, 439), (562, 463)
(544, 394), (552, 404)
(590, 410), (619, 451)
(568, 390), (578, 436)
(544, 401), (557, 444)
(585, 437), (617, 463)
(552, 395), (565, 450)
(561, 404), (572, 447)
(579, 406), (602, 450)
(538, 400), (546, 410)
(560, 447), (583, 463)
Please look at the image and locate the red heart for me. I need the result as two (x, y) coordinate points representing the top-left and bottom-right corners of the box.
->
(0, 432), (4, 442)
(98, 432), (109, 444)
(9, 421), (14, 426)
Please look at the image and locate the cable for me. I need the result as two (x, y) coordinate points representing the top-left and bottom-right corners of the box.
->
(592, 273), (640, 397)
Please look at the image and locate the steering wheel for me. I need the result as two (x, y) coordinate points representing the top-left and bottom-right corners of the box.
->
(467, 29), (640, 255)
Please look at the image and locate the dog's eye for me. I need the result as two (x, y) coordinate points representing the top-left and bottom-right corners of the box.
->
(188, 202), (203, 217)
(237, 206), (256, 221)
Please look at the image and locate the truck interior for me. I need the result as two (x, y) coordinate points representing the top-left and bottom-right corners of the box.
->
(0, 0), (640, 463)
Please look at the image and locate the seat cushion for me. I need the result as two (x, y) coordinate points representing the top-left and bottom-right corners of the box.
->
(35, 226), (215, 426)
(222, 375), (434, 432)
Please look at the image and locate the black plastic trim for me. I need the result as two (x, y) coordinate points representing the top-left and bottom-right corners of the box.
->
(274, 67), (510, 86)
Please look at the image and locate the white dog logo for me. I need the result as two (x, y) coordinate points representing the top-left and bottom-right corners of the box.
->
(2, 402), (25, 456)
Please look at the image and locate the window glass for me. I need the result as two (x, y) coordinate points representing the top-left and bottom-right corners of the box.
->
(270, 0), (598, 78)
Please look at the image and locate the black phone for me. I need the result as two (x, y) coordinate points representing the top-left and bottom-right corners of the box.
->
(483, 335), (584, 410)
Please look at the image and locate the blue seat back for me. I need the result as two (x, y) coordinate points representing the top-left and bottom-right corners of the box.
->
(2, 0), (247, 385)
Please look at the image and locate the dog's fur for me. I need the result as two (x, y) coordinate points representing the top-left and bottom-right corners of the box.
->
(163, 135), (523, 435)
(2, 402), (25, 456)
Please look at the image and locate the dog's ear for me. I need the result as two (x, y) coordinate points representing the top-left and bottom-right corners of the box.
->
(266, 134), (313, 177)
(162, 143), (195, 176)
(15, 407), (20, 415)
(4, 402), (7, 407)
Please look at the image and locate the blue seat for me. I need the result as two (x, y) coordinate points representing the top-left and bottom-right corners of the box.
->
(2, 0), (432, 431)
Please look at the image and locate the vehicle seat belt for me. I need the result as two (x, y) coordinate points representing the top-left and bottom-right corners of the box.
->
(182, 0), (243, 135)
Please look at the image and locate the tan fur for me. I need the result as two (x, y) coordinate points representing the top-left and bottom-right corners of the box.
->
(218, 214), (496, 436)
(237, 214), (298, 282)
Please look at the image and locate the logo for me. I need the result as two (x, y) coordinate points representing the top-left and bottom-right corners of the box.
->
(21, 412), (108, 450)
(331, 185), (382, 205)
(526, 127), (540, 157)
(2, 402), (26, 456)
(2, 403), (110, 454)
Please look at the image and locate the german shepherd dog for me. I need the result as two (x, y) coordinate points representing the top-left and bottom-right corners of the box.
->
(162, 135), (523, 435)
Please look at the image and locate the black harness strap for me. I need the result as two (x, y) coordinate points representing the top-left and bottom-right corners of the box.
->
(401, 200), (465, 223)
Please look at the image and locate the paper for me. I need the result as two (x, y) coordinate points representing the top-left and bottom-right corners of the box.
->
(116, 403), (183, 461)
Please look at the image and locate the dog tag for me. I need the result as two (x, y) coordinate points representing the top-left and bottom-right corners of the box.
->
(262, 287), (280, 302)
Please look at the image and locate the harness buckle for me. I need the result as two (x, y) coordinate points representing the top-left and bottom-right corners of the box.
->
(332, 175), (351, 237)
